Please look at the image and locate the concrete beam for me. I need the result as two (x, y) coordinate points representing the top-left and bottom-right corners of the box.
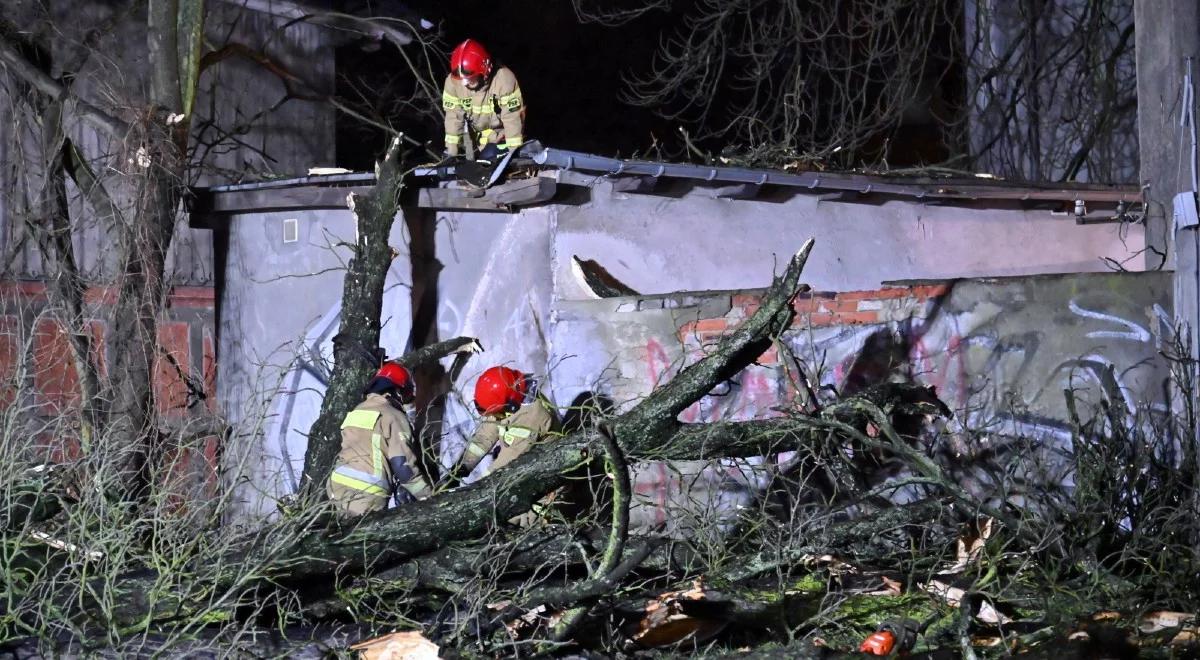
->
(416, 177), (557, 212)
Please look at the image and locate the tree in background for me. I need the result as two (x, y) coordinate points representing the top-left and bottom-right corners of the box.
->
(1, 0), (206, 495)
(574, 0), (1136, 181)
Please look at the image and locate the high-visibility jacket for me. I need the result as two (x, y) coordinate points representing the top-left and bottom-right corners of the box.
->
(326, 393), (431, 516)
(442, 66), (525, 157)
(458, 395), (560, 478)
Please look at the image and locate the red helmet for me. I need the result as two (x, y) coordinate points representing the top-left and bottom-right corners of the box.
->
(450, 39), (492, 87)
(474, 366), (527, 416)
(369, 362), (415, 403)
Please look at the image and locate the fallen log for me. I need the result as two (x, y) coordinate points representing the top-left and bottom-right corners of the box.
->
(76, 240), (818, 629)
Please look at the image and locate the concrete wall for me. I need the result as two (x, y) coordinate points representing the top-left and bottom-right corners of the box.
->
(1134, 0), (1200, 360)
(218, 206), (556, 518)
(546, 271), (1172, 534)
(551, 173), (1146, 299)
(215, 174), (1153, 520)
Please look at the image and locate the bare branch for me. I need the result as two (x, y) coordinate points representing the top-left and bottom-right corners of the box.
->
(0, 22), (127, 137)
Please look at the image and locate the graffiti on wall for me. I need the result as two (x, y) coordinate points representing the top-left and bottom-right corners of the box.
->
(593, 272), (1173, 534)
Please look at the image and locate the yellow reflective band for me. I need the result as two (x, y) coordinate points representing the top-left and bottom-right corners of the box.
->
(371, 433), (383, 477)
(470, 104), (495, 116)
(403, 477), (431, 498)
(341, 409), (381, 430)
(504, 136), (523, 149)
(466, 442), (490, 458)
(442, 91), (463, 111)
(444, 134), (462, 145)
(331, 471), (389, 497)
(498, 90), (522, 111)
(501, 426), (532, 446)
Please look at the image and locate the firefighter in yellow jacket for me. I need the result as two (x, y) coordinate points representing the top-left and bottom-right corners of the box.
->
(442, 38), (525, 161)
(326, 362), (433, 516)
(457, 366), (560, 480)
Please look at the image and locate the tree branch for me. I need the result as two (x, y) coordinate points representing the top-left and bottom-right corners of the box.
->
(0, 20), (127, 137)
(300, 137), (407, 499)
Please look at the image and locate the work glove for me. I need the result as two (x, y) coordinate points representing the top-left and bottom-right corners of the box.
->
(477, 143), (504, 162)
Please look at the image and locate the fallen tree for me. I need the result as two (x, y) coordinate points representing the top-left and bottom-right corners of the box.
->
(62, 238), (818, 628)
(7, 222), (1200, 656)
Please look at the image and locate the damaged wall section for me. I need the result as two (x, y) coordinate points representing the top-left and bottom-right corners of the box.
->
(546, 270), (1173, 535)
(208, 163), (1151, 521)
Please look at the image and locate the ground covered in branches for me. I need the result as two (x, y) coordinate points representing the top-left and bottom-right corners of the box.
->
(4, 240), (1200, 658)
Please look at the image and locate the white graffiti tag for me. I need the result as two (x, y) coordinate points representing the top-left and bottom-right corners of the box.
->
(1068, 299), (1152, 343)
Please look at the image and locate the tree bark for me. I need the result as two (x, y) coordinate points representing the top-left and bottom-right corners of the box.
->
(89, 240), (817, 628)
(300, 138), (407, 499)
(282, 241), (813, 578)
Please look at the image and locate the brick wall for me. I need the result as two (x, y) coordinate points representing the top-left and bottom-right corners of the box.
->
(0, 281), (219, 473)
(678, 283), (953, 367)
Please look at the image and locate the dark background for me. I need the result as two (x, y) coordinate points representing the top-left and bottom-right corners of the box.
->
(336, 1), (680, 169)
(333, 1), (961, 171)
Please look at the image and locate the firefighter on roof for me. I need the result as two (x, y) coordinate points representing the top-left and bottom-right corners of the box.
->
(442, 38), (525, 161)
(326, 362), (433, 516)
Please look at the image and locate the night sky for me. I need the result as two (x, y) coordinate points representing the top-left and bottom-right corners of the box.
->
(334, 1), (957, 171)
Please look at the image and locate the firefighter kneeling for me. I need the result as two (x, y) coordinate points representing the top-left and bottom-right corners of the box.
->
(327, 362), (433, 516)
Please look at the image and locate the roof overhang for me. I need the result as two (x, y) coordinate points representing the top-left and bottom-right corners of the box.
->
(189, 143), (1143, 227)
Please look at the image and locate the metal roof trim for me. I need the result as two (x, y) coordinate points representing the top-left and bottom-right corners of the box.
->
(198, 144), (1139, 206)
(531, 146), (1140, 204)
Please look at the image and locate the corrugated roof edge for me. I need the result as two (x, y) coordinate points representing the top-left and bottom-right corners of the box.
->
(200, 141), (1139, 205)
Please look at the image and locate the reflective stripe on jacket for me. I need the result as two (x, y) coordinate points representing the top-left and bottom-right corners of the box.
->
(326, 394), (429, 515)
(457, 395), (560, 478)
(442, 66), (525, 156)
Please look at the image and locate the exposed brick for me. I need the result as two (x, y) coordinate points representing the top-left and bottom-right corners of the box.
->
(203, 434), (221, 476)
(169, 286), (217, 309)
(202, 331), (217, 413)
(82, 287), (118, 305)
(796, 313), (839, 327)
(910, 283), (953, 299)
(90, 321), (108, 378)
(0, 315), (19, 407)
(731, 293), (762, 309)
(792, 297), (824, 313)
(838, 311), (885, 325)
(756, 345), (779, 366)
(682, 318), (729, 336)
(154, 322), (192, 417)
(0, 280), (49, 303)
(837, 287), (913, 301)
(794, 310), (882, 328)
(824, 299), (869, 313)
(32, 318), (104, 415)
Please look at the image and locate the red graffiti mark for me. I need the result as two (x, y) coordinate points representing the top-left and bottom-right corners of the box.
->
(909, 332), (968, 411)
(644, 335), (784, 424)
(644, 337), (705, 422)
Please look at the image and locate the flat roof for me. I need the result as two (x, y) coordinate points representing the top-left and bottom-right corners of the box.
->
(192, 141), (1141, 221)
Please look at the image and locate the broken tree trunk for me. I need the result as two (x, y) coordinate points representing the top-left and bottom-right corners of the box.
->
(93, 240), (817, 628)
(300, 137), (407, 500)
(280, 240), (815, 580)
